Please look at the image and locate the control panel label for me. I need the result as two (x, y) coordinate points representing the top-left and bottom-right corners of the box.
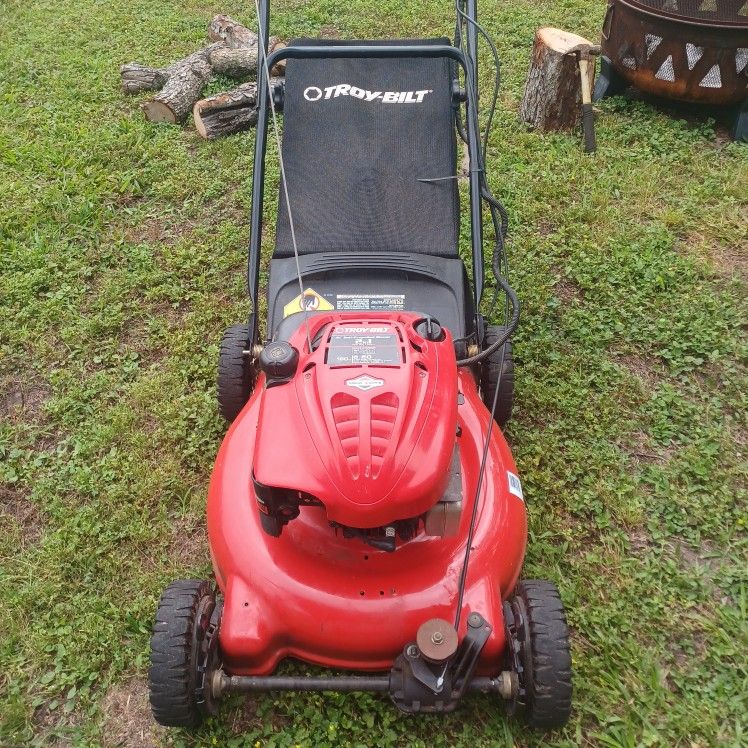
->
(327, 328), (401, 366)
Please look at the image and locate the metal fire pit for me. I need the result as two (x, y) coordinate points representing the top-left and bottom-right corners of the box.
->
(594, 0), (748, 138)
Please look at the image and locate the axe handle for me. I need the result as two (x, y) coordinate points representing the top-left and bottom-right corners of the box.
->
(577, 57), (597, 153)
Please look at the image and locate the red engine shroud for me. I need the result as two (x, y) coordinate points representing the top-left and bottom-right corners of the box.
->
(208, 312), (527, 675)
(253, 313), (457, 527)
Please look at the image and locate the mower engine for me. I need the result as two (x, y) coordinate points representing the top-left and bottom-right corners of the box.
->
(252, 313), (462, 551)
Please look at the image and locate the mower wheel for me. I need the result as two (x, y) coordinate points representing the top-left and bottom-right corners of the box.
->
(480, 325), (514, 427)
(218, 323), (255, 422)
(512, 580), (572, 729)
(149, 579), (217, 728)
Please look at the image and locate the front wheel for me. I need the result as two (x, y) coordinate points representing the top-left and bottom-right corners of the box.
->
(504, 580), (572, 729)
(149, 580), (220, 728)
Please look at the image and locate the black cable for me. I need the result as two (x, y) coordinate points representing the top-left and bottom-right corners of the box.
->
(457, 274), (518, 367)
(454, 323), (506, 631)
(452, 0), (518, 367)
(454, 0), (501, 162)
(452, 0), (516, 632)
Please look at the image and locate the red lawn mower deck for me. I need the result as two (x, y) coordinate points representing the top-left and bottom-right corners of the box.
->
(209, 313), (526, 677)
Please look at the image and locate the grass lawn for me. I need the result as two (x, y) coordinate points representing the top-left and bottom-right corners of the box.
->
(1, 0), (746, 745)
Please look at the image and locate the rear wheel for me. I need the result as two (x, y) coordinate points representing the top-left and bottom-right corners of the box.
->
(218, 322), (255, 422)
(480, 325), (514, 427)
(504, 580), (572, 729)
(149, 580), (219, 728)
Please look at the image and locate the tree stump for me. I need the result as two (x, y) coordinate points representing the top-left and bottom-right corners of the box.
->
(519, 28), (596, 132)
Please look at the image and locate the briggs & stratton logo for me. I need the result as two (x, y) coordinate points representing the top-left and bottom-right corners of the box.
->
(304, 84), (433, 103)
(345, 374), (385, 392)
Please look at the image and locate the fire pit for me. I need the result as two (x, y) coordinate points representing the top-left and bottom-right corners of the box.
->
(594, 0), (748, 138)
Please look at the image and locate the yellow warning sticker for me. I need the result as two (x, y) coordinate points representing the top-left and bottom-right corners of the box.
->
(283, 288), (334, 318)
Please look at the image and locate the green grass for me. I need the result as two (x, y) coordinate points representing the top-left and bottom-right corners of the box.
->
(1, 0), (746, 745)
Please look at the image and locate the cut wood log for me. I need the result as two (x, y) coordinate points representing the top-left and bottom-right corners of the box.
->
(141, 47), (217, 124)
(120, 63), (171, 94)
(208, 38), (284, 78)
(519, 28), (597, 132)
(121, 14), (287, 129)
(193, 77), (282, 139)
(207, 15), (257, 48)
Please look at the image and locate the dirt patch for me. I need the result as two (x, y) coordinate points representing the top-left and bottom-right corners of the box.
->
(0, 485), (43, 547)
(169, 517), (210, 569)
(122, 216), (196, 247)
(100, 677), (165, 748)
(537, 219), (556, 236)
(552, 274), (584, 303)
(613, 352), (663, 390)
(626, 527), (652, 555)
(676, 231), (748, 283)
(729, 422), (747, 449)
(673, 627), (708, 670)
(624, 429), (675, 464)
(222, 698), (264, 735)
(1, 380), (49, 423)
(670, 539), (731, 606)
(702, 244), (748, 280)
(318, 24), (341, 39)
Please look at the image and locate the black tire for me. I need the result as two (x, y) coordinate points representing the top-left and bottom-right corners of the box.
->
(513, 580), (572, 729)
(218, 323), (255, 422)
(149, 579), (215, 728)
(480, 325), (514, 427)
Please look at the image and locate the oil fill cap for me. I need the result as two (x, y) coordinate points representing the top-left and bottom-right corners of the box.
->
(259, 341), (298, 384)
(415, 317), (445, 342)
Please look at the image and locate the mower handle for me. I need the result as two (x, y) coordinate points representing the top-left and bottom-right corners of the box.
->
(265, 42), (467, 66)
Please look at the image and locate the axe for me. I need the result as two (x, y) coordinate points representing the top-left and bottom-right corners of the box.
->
(568, 43), (601, 153)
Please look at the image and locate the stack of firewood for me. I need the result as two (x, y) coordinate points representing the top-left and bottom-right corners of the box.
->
(120, 15), (284, 139)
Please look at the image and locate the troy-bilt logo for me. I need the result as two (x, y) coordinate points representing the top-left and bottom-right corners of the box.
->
(345, 374), (385, 392)
(304, 84), (432, 104)
(339, 327), (390, 333)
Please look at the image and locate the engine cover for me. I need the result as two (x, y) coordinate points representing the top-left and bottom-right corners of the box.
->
(252, 313), (459, 530)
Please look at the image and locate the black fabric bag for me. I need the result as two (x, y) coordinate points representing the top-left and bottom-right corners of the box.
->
(274, 39), (459, 258)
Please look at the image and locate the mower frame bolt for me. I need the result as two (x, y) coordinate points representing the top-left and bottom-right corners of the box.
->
(467, 612), (483, 628)
(406, 644), (419, 658)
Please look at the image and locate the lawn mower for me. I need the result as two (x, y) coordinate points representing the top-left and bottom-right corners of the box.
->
(149, 0), (572, 729)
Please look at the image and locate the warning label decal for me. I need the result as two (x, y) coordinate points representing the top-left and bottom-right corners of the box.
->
(336, 294), (405, 312)
(283, 288), (334, 318)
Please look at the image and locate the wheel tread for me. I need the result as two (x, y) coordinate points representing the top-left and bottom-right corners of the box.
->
(514, 579), (572, 729)
(217, 323), (254, 422)
(480, 325), (514, 427)
(149, 579), (213, 728)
